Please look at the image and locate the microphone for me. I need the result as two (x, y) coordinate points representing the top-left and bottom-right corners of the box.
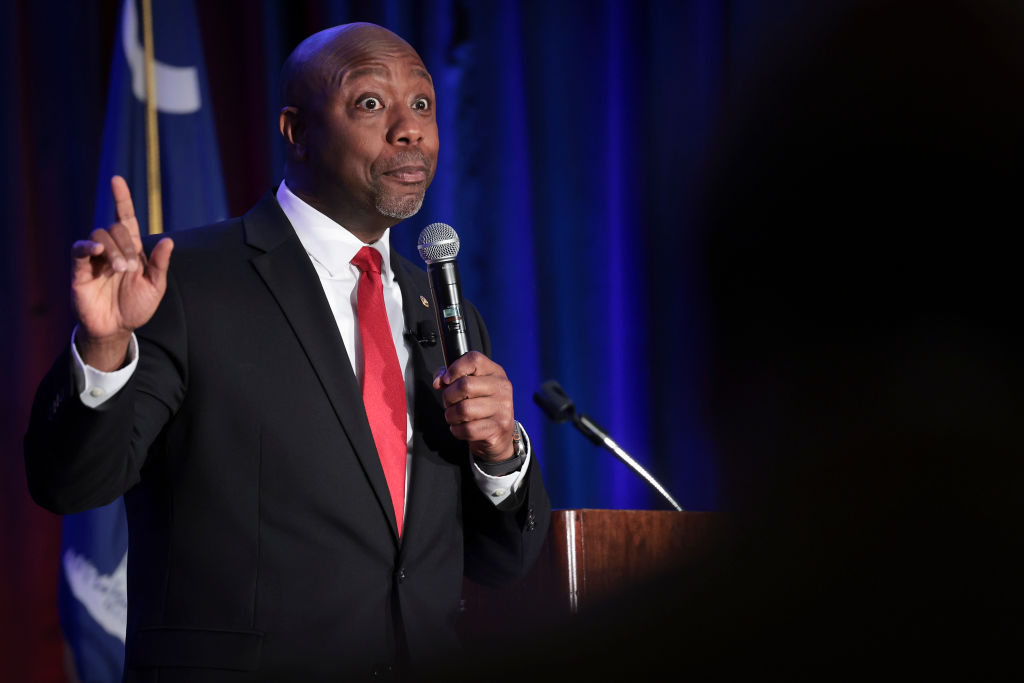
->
(417, 222), (470, 366)
(403, 320), (438, 347)
(534, 380), (685, 511)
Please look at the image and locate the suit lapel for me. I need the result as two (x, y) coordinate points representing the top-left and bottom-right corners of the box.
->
(242, 195), (401, 543)
(391, 253), (462, 546)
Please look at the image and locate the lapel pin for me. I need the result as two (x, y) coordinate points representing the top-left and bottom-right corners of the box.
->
(420, 296), (430, 308)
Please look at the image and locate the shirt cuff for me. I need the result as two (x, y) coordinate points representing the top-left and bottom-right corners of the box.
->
(71, 325), (139, 409)
(470, 424), (532, 506)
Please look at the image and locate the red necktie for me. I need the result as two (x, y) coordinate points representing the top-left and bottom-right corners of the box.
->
(352, 246), (407, 536)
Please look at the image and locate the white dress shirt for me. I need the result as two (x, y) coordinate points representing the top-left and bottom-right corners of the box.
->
(72, 183), (528, 510)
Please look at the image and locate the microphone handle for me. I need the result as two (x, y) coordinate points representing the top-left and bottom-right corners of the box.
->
(426, 259), (470, 366)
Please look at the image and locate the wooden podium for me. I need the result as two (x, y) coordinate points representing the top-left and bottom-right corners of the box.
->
(460, 509), (719, 637)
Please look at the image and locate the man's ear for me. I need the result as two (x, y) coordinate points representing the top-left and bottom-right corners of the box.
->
(280, 107), (306, 159)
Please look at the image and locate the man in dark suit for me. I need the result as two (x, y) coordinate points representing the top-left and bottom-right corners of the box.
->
(25, 22), (549, 681)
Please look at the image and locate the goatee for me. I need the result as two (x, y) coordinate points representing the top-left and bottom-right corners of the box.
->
(375, 191), (425, 220)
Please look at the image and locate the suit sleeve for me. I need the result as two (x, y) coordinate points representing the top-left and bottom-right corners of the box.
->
(458, 300), (552, 587)
(24, 267), (189, 514)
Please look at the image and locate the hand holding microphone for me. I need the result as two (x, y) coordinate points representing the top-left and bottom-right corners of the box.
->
(419, 223), (519, 464)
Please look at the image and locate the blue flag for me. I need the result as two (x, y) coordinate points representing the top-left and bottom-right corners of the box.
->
(59, 1), (227, 680)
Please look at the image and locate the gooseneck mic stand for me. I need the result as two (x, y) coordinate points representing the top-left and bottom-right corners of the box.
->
(533, 380), (684, 512)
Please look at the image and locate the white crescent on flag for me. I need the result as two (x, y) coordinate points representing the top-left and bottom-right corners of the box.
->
(122, 0), (201, 114)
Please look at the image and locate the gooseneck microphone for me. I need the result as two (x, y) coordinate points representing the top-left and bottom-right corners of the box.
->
(534, 380), (685, 511)
(417, 223), (470, 366)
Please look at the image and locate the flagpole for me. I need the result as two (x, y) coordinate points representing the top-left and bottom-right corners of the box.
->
(141, 0), (163, 235)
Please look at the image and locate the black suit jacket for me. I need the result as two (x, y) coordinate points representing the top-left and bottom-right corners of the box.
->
(25, 195), (550, 682)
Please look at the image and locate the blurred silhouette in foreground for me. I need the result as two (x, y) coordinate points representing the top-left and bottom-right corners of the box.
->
(443, 0), (1024, 678)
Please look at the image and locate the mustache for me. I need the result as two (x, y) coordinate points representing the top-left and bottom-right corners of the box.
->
(373, 151), (431, 175)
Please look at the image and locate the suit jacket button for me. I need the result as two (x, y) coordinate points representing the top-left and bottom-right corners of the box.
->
(49, 392), (63, 420)
(371, 662), (394, 679)
(396, 568), (407, 583)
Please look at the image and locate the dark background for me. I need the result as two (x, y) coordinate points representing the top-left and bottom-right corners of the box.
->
(4, 0), (1022, 679)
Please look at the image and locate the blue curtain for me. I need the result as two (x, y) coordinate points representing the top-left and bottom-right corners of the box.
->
(416, 0), (724, 510)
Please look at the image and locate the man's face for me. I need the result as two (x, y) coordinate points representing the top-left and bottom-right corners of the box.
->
(303, 47), (439, 226)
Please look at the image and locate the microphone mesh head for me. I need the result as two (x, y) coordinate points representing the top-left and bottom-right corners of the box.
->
(417, 222), (460, 263)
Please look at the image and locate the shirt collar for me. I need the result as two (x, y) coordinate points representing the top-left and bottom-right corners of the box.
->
(276, 181), (393, 281)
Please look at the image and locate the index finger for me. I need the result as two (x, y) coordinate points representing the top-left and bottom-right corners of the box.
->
(441, 351), (504, 385)
(110, 175), (140, 234)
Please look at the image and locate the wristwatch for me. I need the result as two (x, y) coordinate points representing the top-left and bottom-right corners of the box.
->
(475, 420), (527, 476)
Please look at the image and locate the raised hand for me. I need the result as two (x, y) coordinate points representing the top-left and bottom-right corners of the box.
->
(433, 351), (516, 462)
(71, 176), (173, 371)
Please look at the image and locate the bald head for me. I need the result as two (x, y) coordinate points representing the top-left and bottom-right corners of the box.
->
(280, 23), (426, 110)
(277, 22), (439, 241)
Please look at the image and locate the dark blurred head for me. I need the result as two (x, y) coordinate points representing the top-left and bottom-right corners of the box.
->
(701, 0), (1024, 654)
